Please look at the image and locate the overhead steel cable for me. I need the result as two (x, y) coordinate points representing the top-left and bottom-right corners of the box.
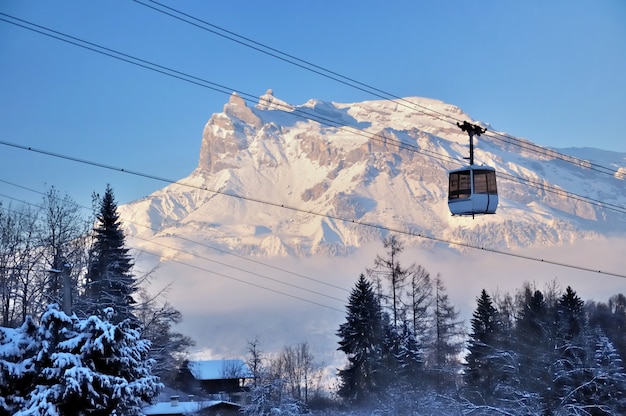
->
(495, 171), (626, 214)
(131, 247), (346, 313)
(0, 12), (458, 168)
(481, 130), (621, 177)
(0, 13), (233, 96)
(0, 194), (348, 312)
(131, 0), (453, 123)
(130, 233), (348, 303)
(1, 13), (623, 216)
(131, 0), (622, 179)
(3, 138), (626, 222)
(1, 149), (625, 280)
(0, 180), (351, 294)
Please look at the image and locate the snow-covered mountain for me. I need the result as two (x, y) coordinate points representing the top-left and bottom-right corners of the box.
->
(120, 90), (626, 259)
(117, 90), (626, 361)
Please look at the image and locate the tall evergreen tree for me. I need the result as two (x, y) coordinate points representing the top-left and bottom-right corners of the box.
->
(336, 274), (386, 404)
(514, 287), (554, 397)
(428, 276), (464, 391)
(556, 286), (585, 342)
(83, 185), (136, 324)
(464, 289), (504, 404)
(549, 286), (590, 413)
(590, 331), (626, 414)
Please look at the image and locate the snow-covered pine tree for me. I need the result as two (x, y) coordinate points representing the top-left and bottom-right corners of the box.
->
(394, 319), (423, 384)
(0, 317), (39, 415)
(9, 305), (161, 416)
(590, 331), (626, 414)
(551, 288), (607, 414)
(83, 185), (137, 324)
(587, 294), (626, 363)
(336, 274), (386, 404)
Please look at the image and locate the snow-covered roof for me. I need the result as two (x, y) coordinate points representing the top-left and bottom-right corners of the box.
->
(187, 359), (253, 381)
(142, 399), (220, 415)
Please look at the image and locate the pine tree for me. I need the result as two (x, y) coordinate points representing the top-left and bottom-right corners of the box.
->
(428, 276), (464, 391)
(514, 287), (554, 397)
(394, 319), (423, 384)
(464, 289), (503, 404)
(83, 185), (136, 324)
(3, 305), (161, 416)
(336, 274), (386, 404)
(556, 286), (585, 342)
(551, 287), (594, 414)
(588, 294), (626, 362)
(591, 331), (626, 414)
(0, 317), (39, 416)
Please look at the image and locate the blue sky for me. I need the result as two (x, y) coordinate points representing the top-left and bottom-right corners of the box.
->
(1, 0), (625, 208)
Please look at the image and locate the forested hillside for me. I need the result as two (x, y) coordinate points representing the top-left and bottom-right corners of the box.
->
(230, 236), (626, 415)
(2, 187), (626, 415)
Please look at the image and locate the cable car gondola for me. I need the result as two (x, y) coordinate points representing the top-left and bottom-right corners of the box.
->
(448, 121), (498, 216)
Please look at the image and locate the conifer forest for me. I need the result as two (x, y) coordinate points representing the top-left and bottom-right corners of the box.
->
(1, 190), (625, 415)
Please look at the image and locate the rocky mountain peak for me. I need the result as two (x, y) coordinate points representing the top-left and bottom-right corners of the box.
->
(123, 92), (626, 258)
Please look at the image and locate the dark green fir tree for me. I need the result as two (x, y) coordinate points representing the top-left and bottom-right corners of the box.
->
(464, 289), (504, 404)
(83, 185), (137, 324)
(336, 274), (386, 404)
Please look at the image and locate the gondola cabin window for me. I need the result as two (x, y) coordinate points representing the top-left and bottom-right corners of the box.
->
(473, 169), (497, 194)
(448, 171), (471, 200)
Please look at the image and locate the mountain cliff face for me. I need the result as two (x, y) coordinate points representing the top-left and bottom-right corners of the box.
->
(120, 90), (626, 258)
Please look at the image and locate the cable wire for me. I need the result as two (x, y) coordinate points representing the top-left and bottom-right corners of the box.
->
(1, 150), (625, 280)
(1, 13), (623, 215)
(0, 194), (347, 313)
(131, 0), (622, 178)
(0, 181), (351, 294)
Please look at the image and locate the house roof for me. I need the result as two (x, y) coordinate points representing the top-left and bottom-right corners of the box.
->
(143, 400), (217, 415)
(187, 359), (253, 381)
(143, 400), (240, 415)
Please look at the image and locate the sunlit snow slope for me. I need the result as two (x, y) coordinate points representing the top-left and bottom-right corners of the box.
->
(120, 90), (626, 258)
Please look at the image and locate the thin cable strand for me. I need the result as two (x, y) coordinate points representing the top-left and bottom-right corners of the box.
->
(130, 1), (621, 178)
(1, 13), (622, 214)
(1, 158), (624, 280)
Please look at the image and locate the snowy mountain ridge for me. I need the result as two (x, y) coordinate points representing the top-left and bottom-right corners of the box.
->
(119, 90), (626, 259)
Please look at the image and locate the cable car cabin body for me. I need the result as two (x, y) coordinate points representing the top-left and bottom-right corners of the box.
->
(448, 165), (498, 216)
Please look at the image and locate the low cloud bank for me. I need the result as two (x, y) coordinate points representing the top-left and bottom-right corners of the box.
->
(134, 236), (626, 363)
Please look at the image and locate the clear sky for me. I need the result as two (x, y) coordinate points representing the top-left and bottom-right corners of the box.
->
(1, 0), (625, 208)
